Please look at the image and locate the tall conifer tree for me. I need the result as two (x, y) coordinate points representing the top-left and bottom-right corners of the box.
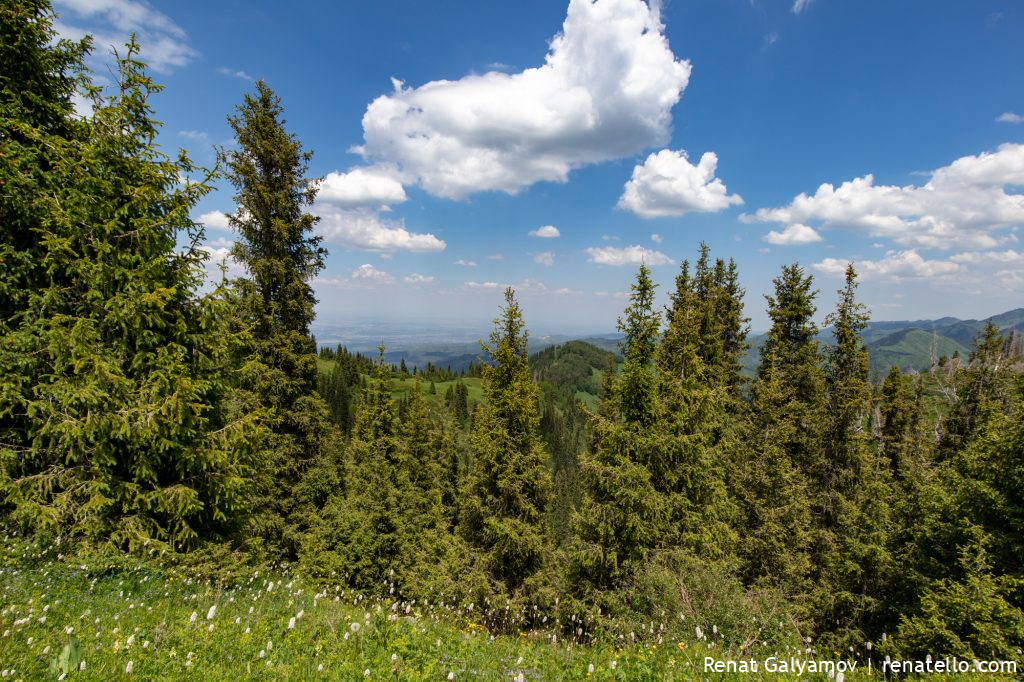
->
(462, 288), (552, 591)
(219, 81), (335, 557)
(2, 37), (264, 549)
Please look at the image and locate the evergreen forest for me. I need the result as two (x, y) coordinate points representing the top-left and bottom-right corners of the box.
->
(2, 3), (1023, 678)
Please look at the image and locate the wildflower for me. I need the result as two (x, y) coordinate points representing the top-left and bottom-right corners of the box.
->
(318, 664), (324, 672)
(189, 611), (197, 624)
(611, 661), (617, 670)
(695, 626), (703, 640)
(288, 617), (295, 630)
(364, 669), (370, 677)
(207, 605), (217, 620)
(126, 661), (134, 674)
(350, 622), (360, 633)
(208, 624), (214, 632)
(79, 661), (86, 671)
(678, 641), (686, 650)
(448, 673), (455, 680)
(588, 663), (595, 674)
(267, 640), (273, 651)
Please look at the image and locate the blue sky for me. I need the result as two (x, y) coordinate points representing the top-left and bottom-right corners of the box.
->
(54, 0), (1024, 334)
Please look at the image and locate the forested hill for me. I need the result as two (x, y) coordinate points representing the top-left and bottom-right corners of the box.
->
(739, 306), (1024, 375)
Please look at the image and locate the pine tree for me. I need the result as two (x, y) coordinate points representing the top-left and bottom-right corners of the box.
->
(1, 37), (265, 550)
(219, 80), (336, 558)
(461, 288), (552, 592)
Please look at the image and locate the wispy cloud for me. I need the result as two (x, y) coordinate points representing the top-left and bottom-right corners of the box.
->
(54, 0), (197, 73)
(218, 67), (253, 81)
(791, 0), (815, 15)
(997, 112), (1024, 124)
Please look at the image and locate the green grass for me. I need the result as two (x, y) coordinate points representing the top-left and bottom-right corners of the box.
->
(1, 535), (1013, 680)
(387, 376), (484, 405)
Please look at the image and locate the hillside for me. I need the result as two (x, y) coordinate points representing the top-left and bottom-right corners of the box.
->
(867, 328), (970, 373)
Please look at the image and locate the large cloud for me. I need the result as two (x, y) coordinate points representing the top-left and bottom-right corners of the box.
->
(744, 143), (1024, 250)
(584, 244), (672, 266)
(354, 0), (691, 199)
(618, 149), (742, 217)
(814, 250), (964, 282)
(319, 167), (407, 209)
(762, 223), (822, 245)
(315, 209), (445, 253)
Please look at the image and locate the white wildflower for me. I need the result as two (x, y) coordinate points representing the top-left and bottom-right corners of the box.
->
(288, 617), (295, 630)
(189, 611), (197, 624)
(207, 605), (217, 620)
(126, 660), (134, 674)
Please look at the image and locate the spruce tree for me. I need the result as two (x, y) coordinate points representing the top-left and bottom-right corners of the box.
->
(462, 288), (552, 592)
(219, 80), (336, 558)
(1, 38), (264, 549)
(818, 264), (894, 644)
(572, 266), (666, 590)
(737, 264), (824, 593)
(0, 0), (88, 335)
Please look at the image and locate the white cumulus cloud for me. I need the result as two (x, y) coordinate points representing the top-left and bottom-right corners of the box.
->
(351, 263), (394, 284)
(762, 223), (822, 245)
(997, 112), (1024, 124)
(743, 143), (1024, 250)
(534, 251), (555, 266)
(354, 0), (691, 199)
(316, 209), (444, 253)
(949, 249), (1024, 266)
(319, 167), (407, 209)
(584, 245), (672, 266)
(814, 250), (964, 282)
(403, 273), (435, 285)
(529, 225), (561, 238)
(198, 210), (232, 231)
(618, 149), (742, 218)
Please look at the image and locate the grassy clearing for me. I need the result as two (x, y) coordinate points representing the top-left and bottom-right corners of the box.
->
(2, 535), (1013, 681)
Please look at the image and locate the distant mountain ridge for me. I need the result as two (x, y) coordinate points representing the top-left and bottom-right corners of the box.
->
(742, 307), (1024, 375)
(316, 308), (1024, 377)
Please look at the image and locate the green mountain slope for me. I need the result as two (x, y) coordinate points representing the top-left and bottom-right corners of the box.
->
(867, 328), (970, 373)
